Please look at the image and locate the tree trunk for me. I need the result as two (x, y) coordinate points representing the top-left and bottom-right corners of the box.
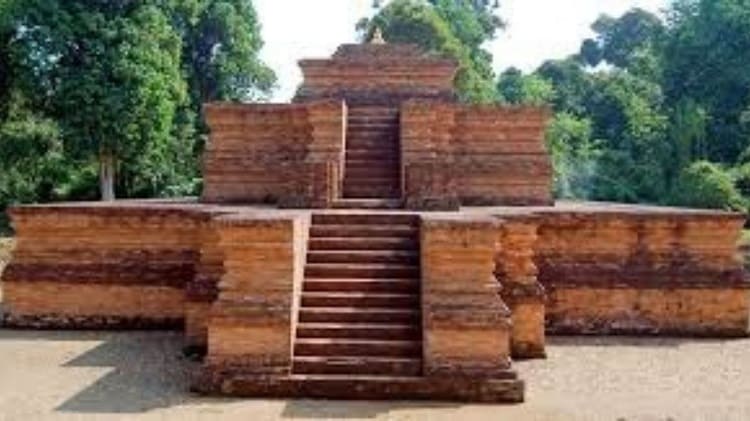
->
(99, 148), (116, 201)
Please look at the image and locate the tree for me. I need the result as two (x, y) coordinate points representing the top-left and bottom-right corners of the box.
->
(536, 58), (595, 115)
(13, 1), (187, 200)
(664, 0), (750, 163)
(170, 0), (276, 106)
(585, 71), (670, 202)
(546, 113), (600, 199)
(358, 0), (503, 103)
(580, 8), (665, 73)
(497, 67), (554, 106)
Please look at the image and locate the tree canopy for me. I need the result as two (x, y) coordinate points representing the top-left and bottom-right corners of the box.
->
(357, 0), (503, 103)
(0, 0), (274, 213)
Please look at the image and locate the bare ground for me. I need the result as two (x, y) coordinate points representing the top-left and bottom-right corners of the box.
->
(0, 330), (748, 421)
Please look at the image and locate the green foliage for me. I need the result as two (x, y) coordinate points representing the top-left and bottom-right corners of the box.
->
(0, 93), (98, 220)
(732, 163), (750, 198)
(496, 67), (554, 106)
(0, 0), (273, 210)
(546, 113), (600, 199)
(668, 161), (745, 211)
(359, 0), (501, 103)
(581, 8), (665, 73)
(13, 1), (187, 199)
(664, 0), (750, 162)
(171, 0), (276, 104)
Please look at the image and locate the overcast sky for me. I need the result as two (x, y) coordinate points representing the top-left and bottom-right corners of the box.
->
(254, 0), (671, 101)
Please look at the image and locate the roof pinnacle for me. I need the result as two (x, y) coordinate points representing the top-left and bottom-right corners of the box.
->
(370, 27), (386, 44)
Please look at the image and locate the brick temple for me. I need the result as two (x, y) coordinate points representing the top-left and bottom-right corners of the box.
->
(1, 39), (748, 403)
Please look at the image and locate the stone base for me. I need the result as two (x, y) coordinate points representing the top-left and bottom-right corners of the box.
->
(511, 341), (547, 359)
(0, 312), (183, 330)
(192, 369), (525, 403)
(546, 321), (750, 338)
(546, 287), (750, 338)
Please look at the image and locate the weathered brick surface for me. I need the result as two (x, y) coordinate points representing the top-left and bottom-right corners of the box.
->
(1, 205), (201, 326)
(4, 282), (184, 319)
(535, 210), (749, 336)
(203, 214), (306, 376)
(420, 216), (515, 377)
(295, 43), (458, 106)
(401, 101), (552, 209)
(547, 288), (749, 336)
(495, 217), (546, 358)
(201, 101), (345, 207)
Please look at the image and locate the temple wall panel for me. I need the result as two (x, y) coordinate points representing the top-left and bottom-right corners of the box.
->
(535, 211), (749, 336)
(1, 206), (202, 328)
(453, 107), (553, 207)
(202, 214), (307, 378)
(420, 216), (514, 377)
(201, 102), (345, 208)
(401, 102), (553, 209)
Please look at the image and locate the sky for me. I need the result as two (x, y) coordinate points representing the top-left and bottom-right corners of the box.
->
(253, 0), (671, 102)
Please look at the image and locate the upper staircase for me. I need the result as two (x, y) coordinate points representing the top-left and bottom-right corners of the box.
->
(343, 106), (402, 200)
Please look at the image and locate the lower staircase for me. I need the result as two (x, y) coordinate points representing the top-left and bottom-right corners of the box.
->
(199, 211), (524, 402)
(293, 212), (423, 384)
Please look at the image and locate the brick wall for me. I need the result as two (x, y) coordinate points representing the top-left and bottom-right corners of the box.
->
(401, 101), (552, 209)
(203, 213), (306, 377)
(201, 101), (345, 208)
(295, 43), (458, 106)
(1, 205), (202, 327)
(420, 216), (514, 376)
(535, 210), (749, 336)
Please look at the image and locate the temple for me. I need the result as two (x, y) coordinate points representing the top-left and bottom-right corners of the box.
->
(1, 39), (748, 403)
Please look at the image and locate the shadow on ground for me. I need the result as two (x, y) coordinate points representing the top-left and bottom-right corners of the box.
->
(0, 328), (452, 418)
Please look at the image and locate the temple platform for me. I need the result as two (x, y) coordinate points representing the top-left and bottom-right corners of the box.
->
(1, 199), (747, 402)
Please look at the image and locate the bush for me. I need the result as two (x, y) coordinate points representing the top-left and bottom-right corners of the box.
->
(668, 161), (746, 211)
(732, 163), (750, 198)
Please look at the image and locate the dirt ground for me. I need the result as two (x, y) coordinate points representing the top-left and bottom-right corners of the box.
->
(1, 237), (749, 420)
(0, 330), (747, 420)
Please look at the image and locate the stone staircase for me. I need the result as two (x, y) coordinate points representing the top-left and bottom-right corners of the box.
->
(343, 106), (402, 200)
(292, 213), (422, 382)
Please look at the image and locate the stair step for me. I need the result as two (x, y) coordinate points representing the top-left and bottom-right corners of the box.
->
(306, 263), (419, 279)
(293, 356), (421, 376)
(294, 338), (421, 357)
(309, 237), (417, 251)
(331, 198), (402, 208)
(347, 122), (399, 130)
(296, 323), (420, 340)
(346, 138), (401, 151)
(301, 292), (419, 308)
(312, 213), (418, 226)
(342, 187), (401, 199)
(298, 307), (420, 324)
(221, 374), (524, 402)
(310, 225), (415, 239)
(345, 150), (399, 160)
(345, 159), (400, 169)
(345, 167), (400, 179)
(348, 107), (399, 117)
(307, 250), (418, 264)
(303, 278), (420, 293)
(342, 181), (401, 192)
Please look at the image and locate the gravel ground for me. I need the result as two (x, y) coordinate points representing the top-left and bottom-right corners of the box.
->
(0, 330), (748, 421)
